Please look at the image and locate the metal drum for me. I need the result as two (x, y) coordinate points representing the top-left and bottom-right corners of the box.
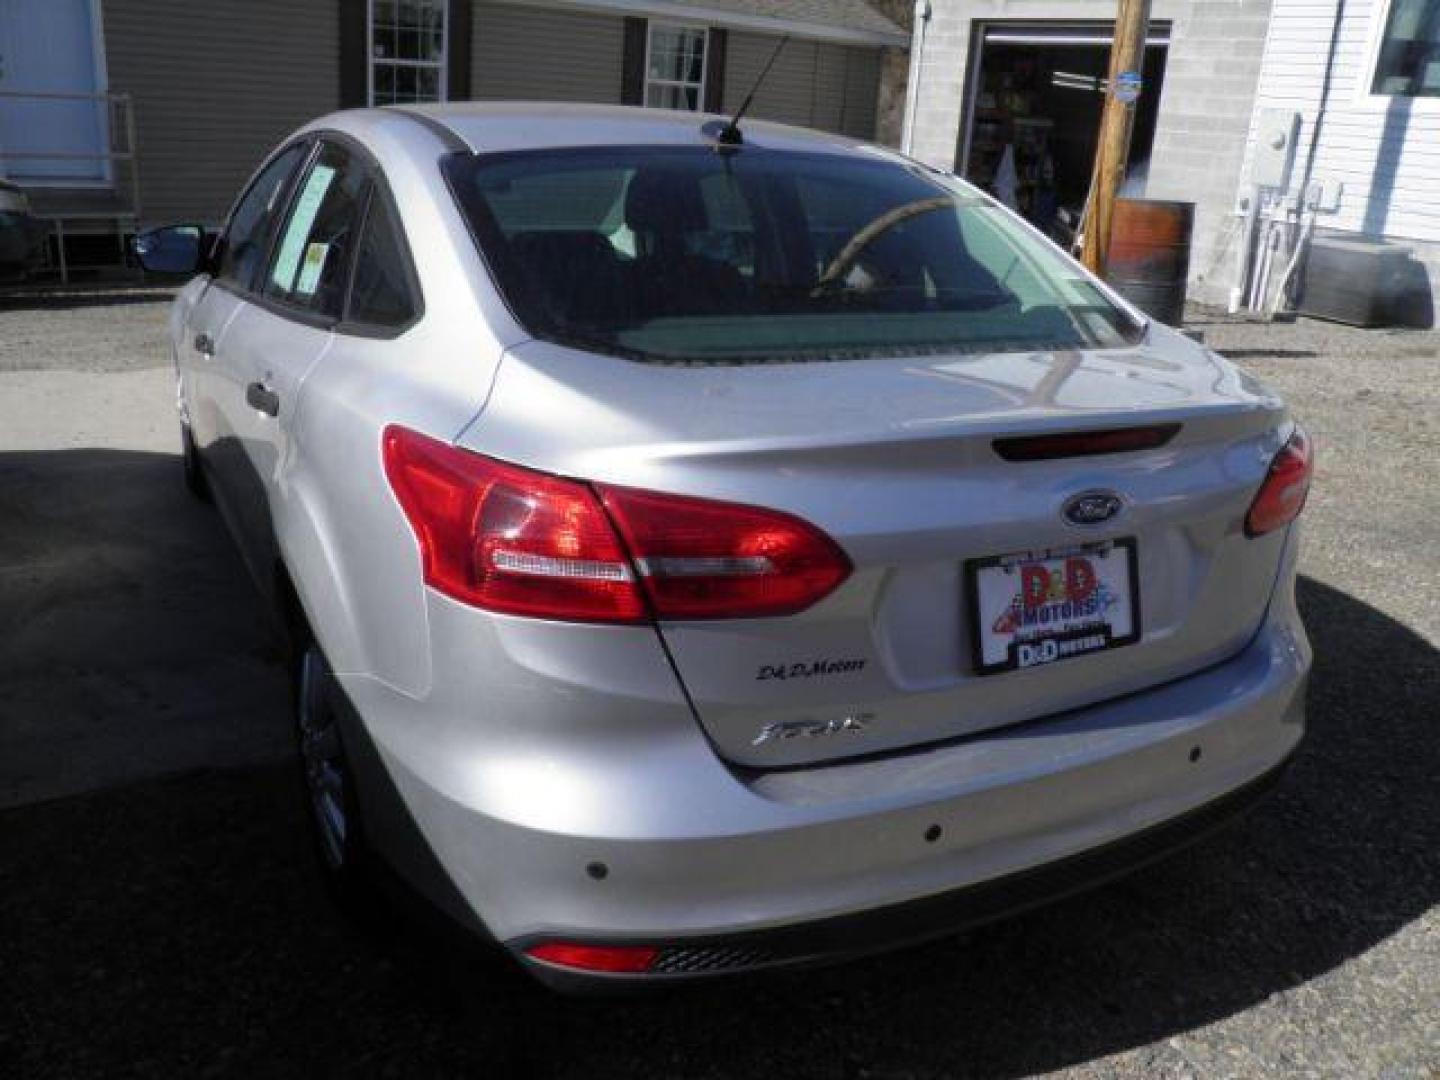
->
(1107, 198), (1194, 327)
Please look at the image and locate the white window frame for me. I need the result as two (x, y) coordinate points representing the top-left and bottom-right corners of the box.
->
(366, 0), (449, 107)
(643, 21), (709, 112)
(1357, 0), (1440, 112)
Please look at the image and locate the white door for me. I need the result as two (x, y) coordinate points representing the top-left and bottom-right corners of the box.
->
(0, 0), (109, 184)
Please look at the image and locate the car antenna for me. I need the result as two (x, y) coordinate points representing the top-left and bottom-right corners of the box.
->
(710, 35), (789, 148)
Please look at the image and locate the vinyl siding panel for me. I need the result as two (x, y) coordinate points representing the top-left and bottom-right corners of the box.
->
(834, 42), (881, 139)
(723, 32), (880, 138)
(472, 3), (624, 104)
(1247, 0), (1440, 242)
(103, 0), (339, 225)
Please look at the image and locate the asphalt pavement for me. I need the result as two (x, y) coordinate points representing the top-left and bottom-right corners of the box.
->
(0, 290), (1435, 1078)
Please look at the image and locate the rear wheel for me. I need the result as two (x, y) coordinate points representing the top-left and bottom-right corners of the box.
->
(294, 641), (377, 910)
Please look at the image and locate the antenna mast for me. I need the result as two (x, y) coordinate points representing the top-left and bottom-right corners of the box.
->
(715, 35), (790, 146)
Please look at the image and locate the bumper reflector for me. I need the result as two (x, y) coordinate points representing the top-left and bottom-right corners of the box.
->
(526, 941), (660, 974)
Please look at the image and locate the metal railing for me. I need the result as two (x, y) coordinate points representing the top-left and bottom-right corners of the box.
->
(0, 89), (140, 283)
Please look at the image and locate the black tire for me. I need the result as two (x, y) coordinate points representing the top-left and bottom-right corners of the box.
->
(293, 640), (383, 919)
(181, 422), (211, 502)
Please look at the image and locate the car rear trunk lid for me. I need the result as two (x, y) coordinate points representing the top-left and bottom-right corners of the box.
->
(459, 330), (1293, 768)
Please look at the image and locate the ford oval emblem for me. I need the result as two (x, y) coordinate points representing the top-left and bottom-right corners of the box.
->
(1063, 490), (1125, 527)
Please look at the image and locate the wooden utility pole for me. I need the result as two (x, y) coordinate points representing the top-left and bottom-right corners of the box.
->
(1080, 0), (1153, 275)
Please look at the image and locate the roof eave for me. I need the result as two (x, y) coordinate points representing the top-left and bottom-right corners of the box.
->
(512, 0), (910, 48)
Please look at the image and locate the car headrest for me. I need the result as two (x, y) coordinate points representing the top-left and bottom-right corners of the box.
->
(624, 169), (707, 237)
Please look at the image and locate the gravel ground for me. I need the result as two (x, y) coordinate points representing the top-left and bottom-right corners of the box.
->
(0, 289), (177, 374)
(0, 291), (1436, 1078)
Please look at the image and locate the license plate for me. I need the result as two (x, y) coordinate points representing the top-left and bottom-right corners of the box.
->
(966, 539), (1140, 675)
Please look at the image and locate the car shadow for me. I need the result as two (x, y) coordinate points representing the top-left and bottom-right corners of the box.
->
(0, 447), (290, 808)
(1, 448), (1435, 1077)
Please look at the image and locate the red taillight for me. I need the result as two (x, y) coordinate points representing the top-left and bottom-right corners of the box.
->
(526, 941), (659, 974)
(597, 484), (852, 620)
(381, 426), (851, 623)
(382, 426), (647, 623)
(1245, 427), (1313, 537)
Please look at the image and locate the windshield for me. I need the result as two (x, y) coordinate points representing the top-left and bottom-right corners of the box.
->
(443, 146), (1143, 364)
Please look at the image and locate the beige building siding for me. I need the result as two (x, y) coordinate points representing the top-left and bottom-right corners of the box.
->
(472, 2), (625, 103)
(723, 32), (880, 138)
(103, 0), (339, 225)
(100, 0), (887, 223)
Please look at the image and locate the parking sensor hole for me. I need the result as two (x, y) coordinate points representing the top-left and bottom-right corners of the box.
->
(586, 861), (609, 881)
(1189, 746), (1202, 763)
(924, 824), (942, 843)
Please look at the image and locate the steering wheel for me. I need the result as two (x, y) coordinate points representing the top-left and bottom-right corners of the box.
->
(810, 196), (953, 298)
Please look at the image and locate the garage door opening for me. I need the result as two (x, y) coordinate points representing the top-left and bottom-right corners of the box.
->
(958, 23), (1170, 241)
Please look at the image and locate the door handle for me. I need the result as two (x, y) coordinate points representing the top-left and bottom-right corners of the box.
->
(246, 381), (280, 417)
(194, 332), (215, 357)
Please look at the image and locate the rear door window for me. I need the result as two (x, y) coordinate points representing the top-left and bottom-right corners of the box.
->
(264, 141), (370, 320)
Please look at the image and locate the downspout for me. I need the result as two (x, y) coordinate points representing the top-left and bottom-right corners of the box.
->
(1271, 0), (1348, 315)
(1231, 0), (1346, 314)
(1294, 0), (1347, 224)
(900, 0), (933, 156)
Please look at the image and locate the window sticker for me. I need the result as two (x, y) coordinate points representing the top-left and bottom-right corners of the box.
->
(295, 242), (330, 297)
(271, 163), (337, 294)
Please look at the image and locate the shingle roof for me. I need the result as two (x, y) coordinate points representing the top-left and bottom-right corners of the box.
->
(570, 1), (908, 45)
(664, 0), (905, 39)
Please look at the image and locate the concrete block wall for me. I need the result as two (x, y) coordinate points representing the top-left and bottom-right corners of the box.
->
(1145, 0), (1275, 305)
(904, 0), (973, 169)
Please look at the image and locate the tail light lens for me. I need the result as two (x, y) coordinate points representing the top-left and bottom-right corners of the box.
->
(382, 426), (647, 623)
(381, 426), (850, 623)
(598, 484), (851, 620)
(1245, 427), (1313, 537)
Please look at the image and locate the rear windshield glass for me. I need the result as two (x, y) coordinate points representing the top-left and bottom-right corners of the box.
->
(443, 146), (1142, 365)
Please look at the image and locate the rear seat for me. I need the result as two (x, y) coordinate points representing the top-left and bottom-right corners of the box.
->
(508, 230), (633, 326)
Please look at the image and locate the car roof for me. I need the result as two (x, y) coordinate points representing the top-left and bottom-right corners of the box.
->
(371, 101), (880, 158)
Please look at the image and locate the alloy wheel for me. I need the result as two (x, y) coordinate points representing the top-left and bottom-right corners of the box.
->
(297, 647), (349, 872)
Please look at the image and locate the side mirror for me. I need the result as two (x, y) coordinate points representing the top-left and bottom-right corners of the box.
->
(133, 225), (205, 275)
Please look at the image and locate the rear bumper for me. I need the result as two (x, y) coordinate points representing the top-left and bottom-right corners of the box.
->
(345, 572), (1309, 981)
(515, 755), (1293, 990)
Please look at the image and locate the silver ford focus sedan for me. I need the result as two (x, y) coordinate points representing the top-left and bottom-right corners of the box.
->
(138, 103), (1312, 988)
